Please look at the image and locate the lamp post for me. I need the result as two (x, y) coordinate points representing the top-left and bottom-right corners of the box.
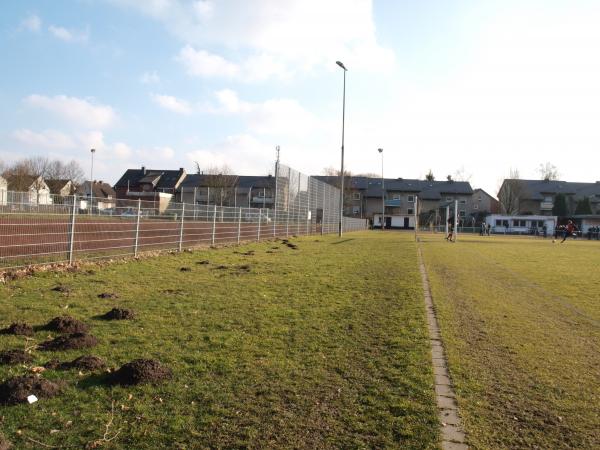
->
(89, 148), (96, 214)
(336, 60), (347, 237)
(378, 148), (384, 230)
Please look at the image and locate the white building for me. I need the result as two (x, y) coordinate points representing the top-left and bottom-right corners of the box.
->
(373, 213), (416, 229)
(486, 214), (556, 235)
(0, 176), (7, 205)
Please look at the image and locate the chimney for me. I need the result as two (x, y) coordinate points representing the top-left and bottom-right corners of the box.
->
(141, 166), (146, 175)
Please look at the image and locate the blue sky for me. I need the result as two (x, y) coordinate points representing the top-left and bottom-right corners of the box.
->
(2, 0), (600, 195)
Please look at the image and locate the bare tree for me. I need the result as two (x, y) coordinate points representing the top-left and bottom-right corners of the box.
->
(321, 166), (354, 210)
(498, 168), (525, 215)
(46, 159), (85, 186)
(538, 162), (559, 181)
(199, 164), (239, 207)
(425, 170), (435, 181)
(453, 166), (472, 182)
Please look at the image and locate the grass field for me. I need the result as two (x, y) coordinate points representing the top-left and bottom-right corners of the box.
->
(0, 232), (439, 449)
(419, 233), (600, 449)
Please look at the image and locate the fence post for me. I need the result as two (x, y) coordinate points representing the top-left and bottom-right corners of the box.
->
(178, 203), (185, 252)
(68, 195), (77, 265)
(237, 207), (242, 244)
(211, 204), (217, 245)
(134, 199), (141, 257)
(257, 208), (262, 241)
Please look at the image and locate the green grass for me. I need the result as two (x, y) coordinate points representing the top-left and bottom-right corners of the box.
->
(419, 233), (600, 449)
(0, 232), (438, 449)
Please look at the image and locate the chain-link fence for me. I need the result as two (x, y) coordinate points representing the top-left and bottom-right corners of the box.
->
(0, 164), (367, 270)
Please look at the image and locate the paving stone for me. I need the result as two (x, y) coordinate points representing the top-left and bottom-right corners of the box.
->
(433, 365), (448, 376)
(435, 383), (455, 398)
(441, 424), (466, 443)
(435, 374), (452, 386)
(437, 395), (458, 410)
(442, 441), (469, 450)
(440, 409), (461, 425)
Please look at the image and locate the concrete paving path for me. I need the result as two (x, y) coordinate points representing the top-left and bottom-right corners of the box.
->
(417, 247), (469, 450)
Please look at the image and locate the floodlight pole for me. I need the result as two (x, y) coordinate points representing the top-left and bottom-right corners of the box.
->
(336, 60), (347, 237)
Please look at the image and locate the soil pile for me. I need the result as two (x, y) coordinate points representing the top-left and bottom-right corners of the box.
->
(100, 308), (135, 320)
(51, 285), (71, 293)
(44, 315), (89, 334)
(109, 359), (172, 385)
(0, 350), (33, 365)
(98, 292), (119, 299)
(0, 433), (11, 450)
(39, 333), (98, 351)
(0, 375), (60, 405)
(180, 267), (191, 272)
(1, 322), (34, 336)
(196, 260), (210, 265)
(60, 355), (106, 371)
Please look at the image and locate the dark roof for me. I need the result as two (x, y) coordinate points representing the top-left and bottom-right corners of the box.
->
(504, 179), (600, 201)
(179, 174), (275, 190)
(45, 179), (72, 195)
(114, 167), (186, 190)
(77, 181), (115, 199)
(314, 175), (473, 198)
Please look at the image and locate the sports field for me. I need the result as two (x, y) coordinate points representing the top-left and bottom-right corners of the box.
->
(419, 233), (600, 449)
(0, 232), (438, 449)
(0, 231), (598, 449)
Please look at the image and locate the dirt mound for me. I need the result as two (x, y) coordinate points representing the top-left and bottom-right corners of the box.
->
(286, 243), (298, 250)
(60, 355), (106, 371)
(98, 292), (118, 299)
(0, 375), (61, 405)
(51, 285), (71, 293)
(214, 265), (228, 270)
(100, 308), (135, 320)
(109, 359), (172, 385)
(1, 322), (34, 336)
(0, 433), (11, 450)
(196, 260), (210, 265)
(44, 315), (89, 334)
(180, 267), (191, 272)
(0, 350), (33, 365)
(237, 264), (251, 272)
(44, 359), (61, 369)
(241, 250), (255, 256)
(39, 333), (98, 351)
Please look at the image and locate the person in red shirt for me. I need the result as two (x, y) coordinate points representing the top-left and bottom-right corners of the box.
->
(560, 220), (577, 243)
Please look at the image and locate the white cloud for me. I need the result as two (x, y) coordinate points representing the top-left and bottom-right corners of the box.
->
(151, 93), (193, 115)
(113, 142), (133, 159)
(140, 71), (160, 84)
(48, 25), (89, 43)
(203, 89), (319, 137)
(12, 129), (76, 149)
(24, 95), (116, 129)
(186, 134), (273, 174)
(21, 14), (41, 32)
(109, 0), (394, 80)
(176, 46), (240, 79)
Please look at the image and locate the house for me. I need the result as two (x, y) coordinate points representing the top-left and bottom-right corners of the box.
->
(5, 175), (52, 205)
(76, 181), (116, 211)
(498, 179), (600, 216)
(469, 188), (500, 216)
(0, 175), (7, 205)
(315, 176), (474, 229)
(114, 166), (186, 213)
(46, 179), (76, 197)
(178, 174), (277, 209)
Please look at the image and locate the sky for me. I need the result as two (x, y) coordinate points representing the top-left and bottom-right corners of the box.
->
(1, 0), (600, 196)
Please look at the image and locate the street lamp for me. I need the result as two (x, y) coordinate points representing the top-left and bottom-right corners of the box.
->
(89, 148), (96, 214)
(336, 60), (347, 237)
(378, 148), (384, 230)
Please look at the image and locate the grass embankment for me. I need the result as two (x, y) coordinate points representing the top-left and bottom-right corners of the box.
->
(419, 233), (600, 449)
(0, 232), (438, 449)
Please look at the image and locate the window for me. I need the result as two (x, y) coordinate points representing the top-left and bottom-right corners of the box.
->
(258, 191), (265, 198)
(459, 210), (466, 217)
(512, 219), (526, 227)
(496, 219), (502, 226)
(544, 196), (552, 202)
(352, 206), (360, 215)
(474, 204), (479, 210)
(392, 194), (400, 200)
(446, 197), (452, 202)
(459, 199), (466, 204)
(478, 195), (482, 201)
(407, 195), (415, 202)
(352, 192), (360, 200)
(407, 208), (414, 215)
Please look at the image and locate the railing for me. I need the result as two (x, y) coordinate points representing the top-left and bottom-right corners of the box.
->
(0, 186), (368, 270)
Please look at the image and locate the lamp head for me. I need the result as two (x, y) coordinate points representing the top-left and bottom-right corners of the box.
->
(336, 61), (347, 71)
(378, 148), (383, 153)
(91, 148), (96, 153)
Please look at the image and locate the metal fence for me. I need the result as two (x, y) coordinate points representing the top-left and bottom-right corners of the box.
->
(0, 165), (367, 270)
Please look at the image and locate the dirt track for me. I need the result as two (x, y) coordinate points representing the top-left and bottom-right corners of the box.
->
(0, 216), (324, 268)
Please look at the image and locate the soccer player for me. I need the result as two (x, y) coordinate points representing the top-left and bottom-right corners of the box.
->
(560, 220), (577, 243)
(446, 217), (455, 242)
